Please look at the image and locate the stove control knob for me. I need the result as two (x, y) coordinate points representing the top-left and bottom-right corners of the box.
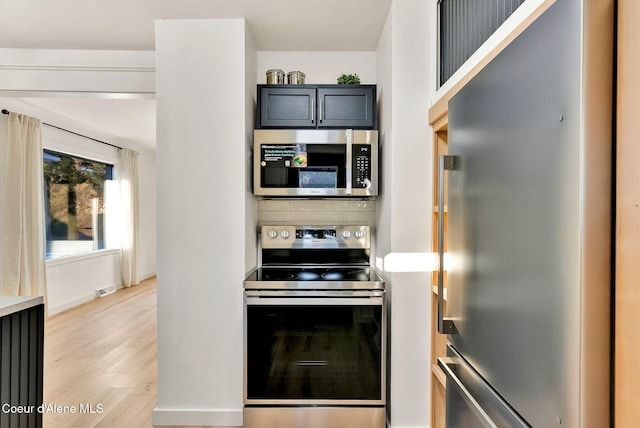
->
(354, 230), (364, 239)
(281, 230), (290, 239)
(267, 229), (278, 239)
(342, 230), (351, 239)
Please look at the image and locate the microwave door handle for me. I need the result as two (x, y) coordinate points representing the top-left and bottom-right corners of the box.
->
(438, 155), (456, 334)
(346, 129), (353, 195)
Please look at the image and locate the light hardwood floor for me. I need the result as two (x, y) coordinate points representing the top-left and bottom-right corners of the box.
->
(43, 277), (239, 428)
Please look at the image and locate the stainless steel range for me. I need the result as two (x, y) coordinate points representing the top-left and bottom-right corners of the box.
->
(243, 225), (386, 428)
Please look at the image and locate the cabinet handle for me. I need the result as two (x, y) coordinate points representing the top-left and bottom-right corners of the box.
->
(311, 98), (315, 124)
(438, 155), (456, 334)
(319, 97), (324, 122)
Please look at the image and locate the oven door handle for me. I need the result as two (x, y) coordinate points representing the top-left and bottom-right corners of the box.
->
(245, 290), (384, 306)
(246, 297), (383, 306)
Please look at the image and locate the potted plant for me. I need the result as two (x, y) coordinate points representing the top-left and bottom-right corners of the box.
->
(337, 73), (361, 84)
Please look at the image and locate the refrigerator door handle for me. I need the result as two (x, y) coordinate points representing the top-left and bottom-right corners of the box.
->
(439, 357), (498, 428)
(439, 350), (531, 428)
(438, 155), (456, 334)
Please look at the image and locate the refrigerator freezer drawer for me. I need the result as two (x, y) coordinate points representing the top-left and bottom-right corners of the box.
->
(439, 345), (530, 428)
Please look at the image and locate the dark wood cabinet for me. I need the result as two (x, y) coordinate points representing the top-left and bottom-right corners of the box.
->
(257, 84), (377, 129)
(0, 300), (44, 428)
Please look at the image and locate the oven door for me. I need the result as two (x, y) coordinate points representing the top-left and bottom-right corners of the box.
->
(243, 290), (386, 406)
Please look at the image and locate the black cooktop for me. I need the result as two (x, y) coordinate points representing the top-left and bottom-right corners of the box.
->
(254, 267), (374, 282)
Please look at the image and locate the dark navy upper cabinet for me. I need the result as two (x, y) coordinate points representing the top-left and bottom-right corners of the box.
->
(258, 86), (316, 128)
(257, 85), (377, 129)
(316, 87), (376, 129)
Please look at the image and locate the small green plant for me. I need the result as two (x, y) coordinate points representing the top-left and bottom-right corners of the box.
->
(337, 73), (361, 84)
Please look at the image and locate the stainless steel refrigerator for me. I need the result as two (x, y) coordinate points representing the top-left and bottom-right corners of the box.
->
(436, 0), (613, 426)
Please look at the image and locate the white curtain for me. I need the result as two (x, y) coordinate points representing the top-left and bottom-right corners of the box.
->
(2, 112), (47, 300)
(119, 148), (139, 287)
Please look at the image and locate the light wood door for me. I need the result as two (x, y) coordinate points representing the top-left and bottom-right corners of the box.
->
(430, 116), (448, 428)
(616, 0), (640, 425)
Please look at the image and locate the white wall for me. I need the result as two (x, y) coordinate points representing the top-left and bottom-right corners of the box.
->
(245, 26), (259, 271)
(154, 19), (256, 426)
(46, 250), (121, 313)
(376, 1), (435, 427)
(376, 15), (393, 264)
(257, 51), (376, 84)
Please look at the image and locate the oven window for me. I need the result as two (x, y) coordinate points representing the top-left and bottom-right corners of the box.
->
(246, 304), (382, 400)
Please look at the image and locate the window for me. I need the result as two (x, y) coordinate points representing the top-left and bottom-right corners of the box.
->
(43, 149), (114, 259)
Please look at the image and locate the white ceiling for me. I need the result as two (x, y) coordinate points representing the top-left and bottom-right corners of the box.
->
(0, 0), (392, 150)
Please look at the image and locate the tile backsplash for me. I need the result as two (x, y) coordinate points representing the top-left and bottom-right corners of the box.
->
(258, 199), (376, 226)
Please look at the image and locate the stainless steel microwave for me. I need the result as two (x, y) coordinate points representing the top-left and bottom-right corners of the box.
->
(253, 129), (378, 197)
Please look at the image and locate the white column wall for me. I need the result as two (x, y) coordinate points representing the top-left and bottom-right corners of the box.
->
(376, 1), (435, 427)
(245, 28), (259, 271)
(154, 19), (255, 426)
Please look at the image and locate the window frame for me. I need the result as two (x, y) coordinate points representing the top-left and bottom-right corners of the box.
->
(42, 125), (121, 262)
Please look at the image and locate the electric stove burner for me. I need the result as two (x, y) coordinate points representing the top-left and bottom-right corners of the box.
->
(297, 271), (321, 281)
(321, 271), (344, 280)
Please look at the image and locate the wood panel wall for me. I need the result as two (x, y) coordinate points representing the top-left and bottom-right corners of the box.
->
(615, 0), (640, 425)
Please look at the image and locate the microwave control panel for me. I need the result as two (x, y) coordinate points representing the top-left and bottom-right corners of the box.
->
(353, 144), (372, 188)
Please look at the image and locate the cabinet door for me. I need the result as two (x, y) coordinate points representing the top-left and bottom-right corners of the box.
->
(317, 86), (376, 129)
(259, 87), (317, 128)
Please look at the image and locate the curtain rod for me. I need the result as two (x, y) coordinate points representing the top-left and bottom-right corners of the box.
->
(2, 108), (123, 151)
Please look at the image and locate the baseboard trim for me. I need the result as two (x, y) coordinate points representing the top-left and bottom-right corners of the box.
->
(47, 291), (94, 316)
(152, 408), (243, 426)
(138, 271), (156, 282)
(46, 282), (124, 316)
